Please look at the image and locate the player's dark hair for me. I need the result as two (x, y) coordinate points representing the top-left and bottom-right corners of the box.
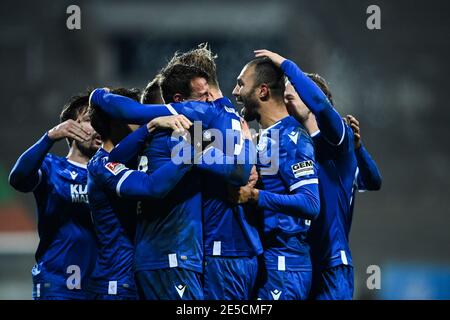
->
(60, 91), (91, 147)
(307, 73), (334, 106)
(164, 43), (220, 88)
(247, 57), (285, 101)
(160, 64), (209, 103)
(141, 74), (164, 104)
(89, 88), (141, 144)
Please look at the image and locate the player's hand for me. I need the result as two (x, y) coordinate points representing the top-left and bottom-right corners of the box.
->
(148, 115), (193, 134)
(346, 114), (361, 149)
(48, 119), (92, 142)
(247, 166), (259, 188)
(254, 49), (286, 67)
(227, 184), (259, 204)
(240, 118), (252, 140)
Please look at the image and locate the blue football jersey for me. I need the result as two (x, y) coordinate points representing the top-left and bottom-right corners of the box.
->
(134, 132), (203, 273)
(257, 116), (318, 271)
(87, 148), (137, 297)
(200, 97), (262, 257)
(136, 97), (261, 259)
(307, 124), (358, 270)
(31, 154), (97, 299)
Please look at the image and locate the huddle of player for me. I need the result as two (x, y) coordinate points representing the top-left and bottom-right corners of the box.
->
(9, 44), (381, 300)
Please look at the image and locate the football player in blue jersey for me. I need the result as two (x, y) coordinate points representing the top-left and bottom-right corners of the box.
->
(231, 57), (321, 300)
(256, 49), (381, 300)
(86, 88), (195, 300)
(90, 64), (255, 300)
(162, 44), (263, 300)
(9, 92), (101, 300)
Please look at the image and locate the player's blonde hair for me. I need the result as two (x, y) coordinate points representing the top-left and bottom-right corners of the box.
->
(162, 43), (220, 88)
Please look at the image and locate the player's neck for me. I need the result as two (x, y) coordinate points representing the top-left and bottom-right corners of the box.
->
(67, 145), (90, 165)
(259, 101), (290, 129)
(102, 140), (115, 153)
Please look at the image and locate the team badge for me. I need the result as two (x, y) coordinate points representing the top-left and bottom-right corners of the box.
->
(105, 162), (127, 175)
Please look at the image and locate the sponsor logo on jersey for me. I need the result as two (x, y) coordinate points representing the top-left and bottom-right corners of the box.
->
(70, 184), (88, 203)
(105, 162), (127, 176)
(291, 160), (314, 178)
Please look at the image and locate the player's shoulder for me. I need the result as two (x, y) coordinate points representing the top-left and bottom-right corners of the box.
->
(88, 149), (129, 181)
(281, 117), (313, 147)
(42, 153), (75, 173)
(88, 149), (110, 175)
(214, 97), (239, 116)
(43, 153), (62, 165)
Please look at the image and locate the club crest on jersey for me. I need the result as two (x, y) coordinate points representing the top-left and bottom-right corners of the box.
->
(70, 184), (88, 203)
(105, 162), (127, 176)
(291, 160), (314, 178)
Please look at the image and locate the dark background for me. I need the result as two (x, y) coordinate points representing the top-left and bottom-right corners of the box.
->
(1, 0), (449, 299)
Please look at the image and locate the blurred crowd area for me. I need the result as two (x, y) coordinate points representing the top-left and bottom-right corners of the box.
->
(1, 0), (449, 299)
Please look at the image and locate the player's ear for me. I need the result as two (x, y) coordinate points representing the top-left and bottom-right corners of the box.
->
(173, 93), (184, 103)
(259, 84), (269, 100)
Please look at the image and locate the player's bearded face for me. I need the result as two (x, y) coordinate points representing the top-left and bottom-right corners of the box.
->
(233, 67), (260, 122)
(239, 89), (260, 122)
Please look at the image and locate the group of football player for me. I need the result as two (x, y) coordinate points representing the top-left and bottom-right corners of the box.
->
(9, 44), (381, 300)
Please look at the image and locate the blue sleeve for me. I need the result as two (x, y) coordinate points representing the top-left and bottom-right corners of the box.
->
(109, 125), (150, 166)
(100, 158), (192, 200)
(89, 88), (174, 124)
(281, 59), (345, 146)
(89, 88), (217, 126)
(258, 184), (320, 220)
(9, 133), (54, 193)
(259, 132), (320, 220)
(196, 139), (256, 186)
(355, 143), (382, 191)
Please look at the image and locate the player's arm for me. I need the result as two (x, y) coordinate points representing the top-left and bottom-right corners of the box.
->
(102, 152), (193, 200)
(229, 178), (320, 220)
(89, 88), (216, 126)
(229, 135), (320, 220)
(255, 49), (345, 146)
(355, 144), (382, 191)
(196, 138), (256, 186)
(108, 115), (192, 165)
(9, 120), (91, 192)
(346, 115), (382, 191)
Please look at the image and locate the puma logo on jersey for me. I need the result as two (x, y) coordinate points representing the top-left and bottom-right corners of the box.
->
(270, 289), (282, 300)
(175, 284), (186, 298)
(70, 171), (78, 180)
(70, 184), (88, 203)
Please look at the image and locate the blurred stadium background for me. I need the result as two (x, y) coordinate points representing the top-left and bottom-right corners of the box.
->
(1, 0), (449, 299)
